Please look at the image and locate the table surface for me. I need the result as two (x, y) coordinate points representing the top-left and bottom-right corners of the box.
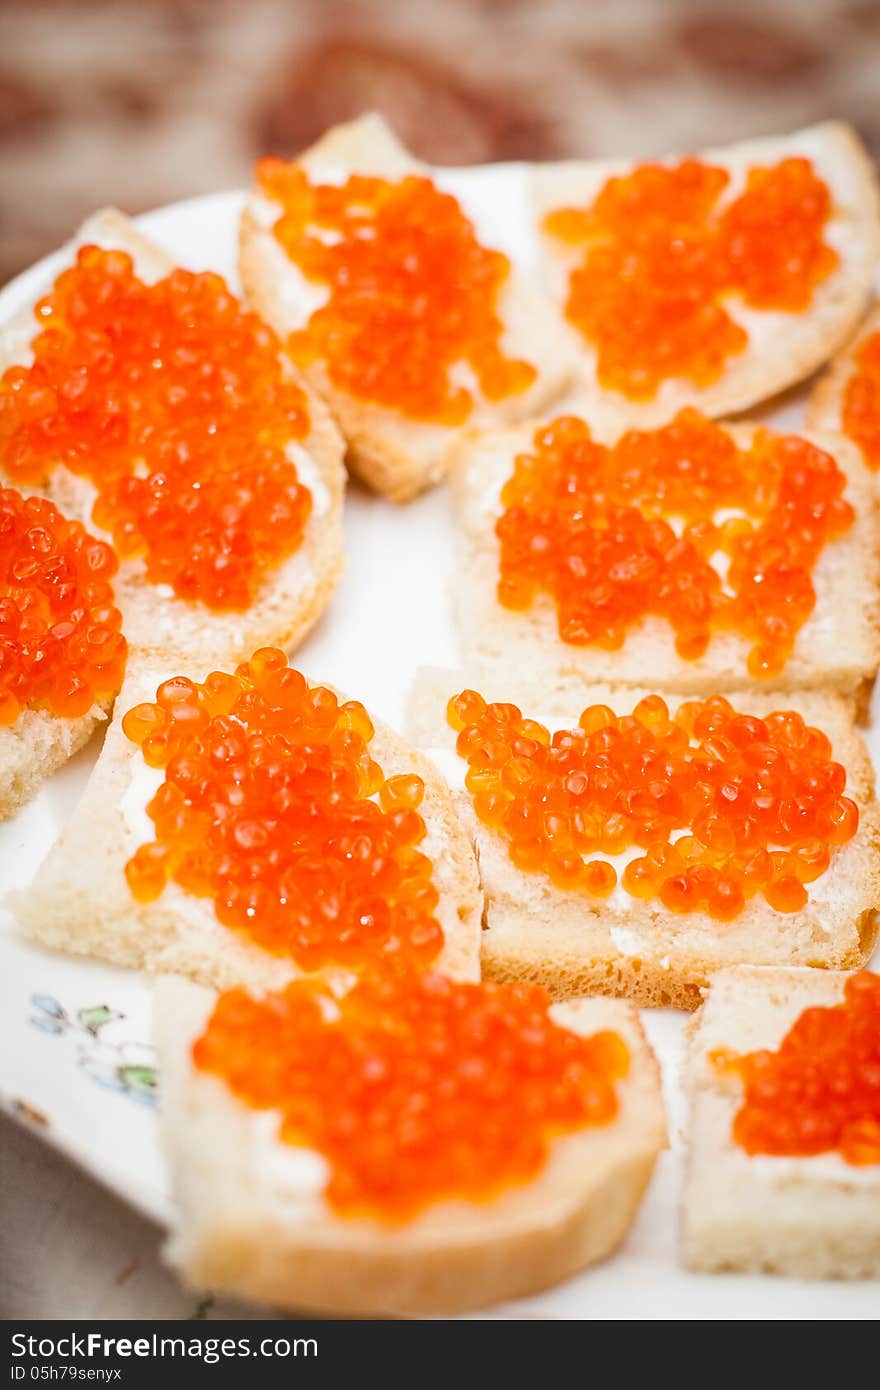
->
(0, 1113), (266, 1321)
(4, 0), (880, 290)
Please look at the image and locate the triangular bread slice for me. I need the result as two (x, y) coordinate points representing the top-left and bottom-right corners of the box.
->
(446, 418), (880, 711)
(531, 122), (880, 433)
(682, 965), (880, 1278)
(408, 668), (880, 1010)
(0, 208), (347, 669)
(239, 113), (573, 502)
(12, 656), (481, 990)
(155, 974), (665, 1315)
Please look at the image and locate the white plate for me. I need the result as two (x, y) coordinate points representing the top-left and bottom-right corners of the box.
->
(0, 175), (877, 1320)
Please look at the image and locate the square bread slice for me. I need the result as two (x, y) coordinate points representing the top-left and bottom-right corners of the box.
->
(682, 965), (880, 1278)
(809, 298), (880, 463)
(12, 656), (482, 990)
(408, 669), (880, 1010)
(156, 975), (666, 1316)
(447, 417), (880, 709)
(531, 121), (880, 433)
(0, 207), (347, 670)
(239, 112), (574, 502)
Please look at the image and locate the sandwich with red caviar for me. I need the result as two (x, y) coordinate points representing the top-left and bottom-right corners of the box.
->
(531, 122), (880, 431)
(0, 484), (127, 816)
(15, 648), (481, 990)
(0, 208), (346, 668)
(408, 673), (880, 1008)
(682, 965), (880, 1278)
(155, 965), (665, 1314)
(446, 410), (880, 709)
(239, 113), (572, 502)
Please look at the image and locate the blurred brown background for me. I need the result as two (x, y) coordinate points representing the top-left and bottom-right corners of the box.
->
(2, 0), (880, 286)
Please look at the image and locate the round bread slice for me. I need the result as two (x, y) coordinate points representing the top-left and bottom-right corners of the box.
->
(155, 975), (666, 1316)
(531, 121), (880, 433)
(0, 699), (108, 820)
(0, 207), (347, 670)
(0, 480), (120, 819)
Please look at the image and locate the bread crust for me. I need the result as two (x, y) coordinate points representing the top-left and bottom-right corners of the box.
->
(156, 977), (666, 1315)
(408, 668), (880, 1009)
(13, 655), (482, 990)
(682, 965), (880, 1278)
(238, 113), (574, 502)
(531, 121), (880, 430)
(446, 417), (880, 706)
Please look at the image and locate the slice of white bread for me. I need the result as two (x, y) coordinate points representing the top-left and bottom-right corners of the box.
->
(13, 656), (482, 990)
(531, 122), (880, 432)
(447, 418), (880, 711)
(239, 113), (573, 502)
(408, 669), (880, 1010)
(0, 478), (119, 819)
(682, 965), (880, 1278)
(0, 208), (347, 668)
(0, 699), (107, 820)
(156, 974), (665, 1315)
(808, 298), (880, 455)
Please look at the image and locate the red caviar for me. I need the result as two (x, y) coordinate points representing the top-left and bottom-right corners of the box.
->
(0, 246), (313, 611)
(842, 331), (880, 470)
(544, 157), (837, 400)
(496, 410), (853, 679)
(447, 689), (858, 921)
(257, 160), (536, 424)
(193, 967), (630, 1220)
(122, 648), (444, 972)
(0, 486), (126, 725)
(715, 972), (880, 1165)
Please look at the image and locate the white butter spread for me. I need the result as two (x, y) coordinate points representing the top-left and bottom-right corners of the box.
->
(251, 1111), (330, 1220)
(742, 1151), (879, 1189)
(119, 755), (163, 847)
(119, 755), (222, 935)
(608, 926), (643, 957)
(423, 747), (467, 792)
(287, 442), (331, 516)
